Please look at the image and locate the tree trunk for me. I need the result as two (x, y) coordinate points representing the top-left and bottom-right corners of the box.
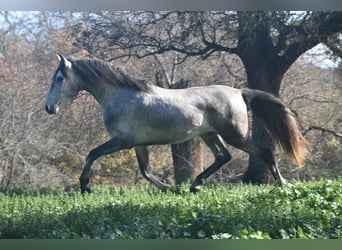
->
(171, 137), (203, 185)
(243, 116), (276, 183)
(237, 14), (284, 183)
(155, 73), (203, 185)
(170, 80), (203, 184)
(242, 68), (282, 183)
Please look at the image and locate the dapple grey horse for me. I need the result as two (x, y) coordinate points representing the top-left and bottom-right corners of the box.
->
(45, 54), (308, 193)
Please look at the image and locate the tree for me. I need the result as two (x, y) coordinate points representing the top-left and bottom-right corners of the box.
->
(0, 11), (112, 189)
(0, 12), (67, 189)
(234, 11), (342, 182)
(70, 11), (342, 184)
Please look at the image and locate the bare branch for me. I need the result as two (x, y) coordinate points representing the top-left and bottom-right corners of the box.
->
(280, 12), (342, 69)
(288, 94), (340, 106)
(324, 33), (342, 58)
(304, 125), (342, 138)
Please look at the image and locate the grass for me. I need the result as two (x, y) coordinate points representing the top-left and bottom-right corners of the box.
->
(0, 179), (341, 239)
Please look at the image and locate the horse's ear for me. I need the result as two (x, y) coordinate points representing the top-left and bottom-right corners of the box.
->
(56, 53), (62, 62)
(56, 54), (72, 69)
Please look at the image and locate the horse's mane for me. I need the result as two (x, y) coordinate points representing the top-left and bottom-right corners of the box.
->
(71, 58), (150, 92)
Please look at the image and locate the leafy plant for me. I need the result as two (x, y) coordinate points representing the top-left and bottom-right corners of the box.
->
(0, 179), (341, 239)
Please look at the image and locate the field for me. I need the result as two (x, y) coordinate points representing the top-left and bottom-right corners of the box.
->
(0, 179), (341, 239)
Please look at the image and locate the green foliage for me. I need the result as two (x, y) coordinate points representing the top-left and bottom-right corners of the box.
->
(0, 179), (341, 239)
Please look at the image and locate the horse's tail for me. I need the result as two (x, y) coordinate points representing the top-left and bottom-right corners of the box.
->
(241, 88), (308, 165)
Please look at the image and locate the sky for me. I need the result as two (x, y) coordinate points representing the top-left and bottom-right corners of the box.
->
(304, 44), (341, 69)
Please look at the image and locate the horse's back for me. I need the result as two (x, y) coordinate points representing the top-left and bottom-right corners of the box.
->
(154, 85), (249, 140)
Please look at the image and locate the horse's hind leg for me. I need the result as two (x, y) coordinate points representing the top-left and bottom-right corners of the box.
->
(135, 146), (171, 192)
(190, 133), (232, 193)
(234, 138), (287, 184)
(259, 147), (287, 184)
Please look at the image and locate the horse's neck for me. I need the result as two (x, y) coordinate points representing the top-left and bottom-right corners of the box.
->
(82, 81), (119, 109)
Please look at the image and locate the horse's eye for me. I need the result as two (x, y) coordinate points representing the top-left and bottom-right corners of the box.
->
(56, 75), (64, 82)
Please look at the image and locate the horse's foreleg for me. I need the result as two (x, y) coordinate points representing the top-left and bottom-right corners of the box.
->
(190, 133), (231, 193)
(135, 146), (171, 192)
(80, 137), (132, 194)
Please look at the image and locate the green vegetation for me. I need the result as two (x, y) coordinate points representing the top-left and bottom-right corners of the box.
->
(0, 179), (341, 239)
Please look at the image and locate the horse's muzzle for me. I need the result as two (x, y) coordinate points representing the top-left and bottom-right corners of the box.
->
(45, 105), (59, 114)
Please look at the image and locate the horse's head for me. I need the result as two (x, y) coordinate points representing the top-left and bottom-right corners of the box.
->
(45, 54), (80, 114)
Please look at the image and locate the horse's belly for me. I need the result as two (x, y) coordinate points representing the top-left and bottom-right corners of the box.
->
(133, 119), (209, 145)
(133, 130), (200, 145)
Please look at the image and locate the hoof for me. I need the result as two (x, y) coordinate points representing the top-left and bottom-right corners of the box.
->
(190, 179), (203, 193)
(81, 186), (91, 195)
(282, 178), (288, 185)
(275, 178), (288, 186)
(160, 184), (171, 193)
(190, 184), (201, 193)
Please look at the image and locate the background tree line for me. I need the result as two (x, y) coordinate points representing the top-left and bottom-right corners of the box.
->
(0, 11), (341, 190)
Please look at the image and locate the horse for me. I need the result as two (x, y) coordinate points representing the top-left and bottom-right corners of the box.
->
(45, 54), (308, 194)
